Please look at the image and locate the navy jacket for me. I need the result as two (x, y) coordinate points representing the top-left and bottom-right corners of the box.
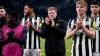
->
(39, 17), (67, 53)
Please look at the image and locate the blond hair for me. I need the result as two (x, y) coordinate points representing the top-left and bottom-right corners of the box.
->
(48, 7), (57, 12)
(76, 0), (87, 7)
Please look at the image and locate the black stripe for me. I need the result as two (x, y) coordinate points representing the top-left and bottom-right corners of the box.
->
(92, 36), (96, 52)
(85, 22), (89, 56)
(85, 36), (89, 56)
(34, 21), (37, 49)
(68, 19), (72, 28)
(29, 19), (32, 49)
(92, 18), (96, 52)
(73, 35), (77, 56)
(38, 35), (40, 49)
(79, 33), (83, 56)
(24, 39), (26, 48)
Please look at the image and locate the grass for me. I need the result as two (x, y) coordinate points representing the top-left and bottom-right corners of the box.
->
(40, 38), (72, 56)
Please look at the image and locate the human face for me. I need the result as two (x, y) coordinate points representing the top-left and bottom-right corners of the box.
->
(48, 10), (57, 20)
(90, 5), (100, 14)
(0, 9), (6, 18)
(76, 4), (87, 15)
(6, 15), (15, 24)
(24, 6), (30, 16)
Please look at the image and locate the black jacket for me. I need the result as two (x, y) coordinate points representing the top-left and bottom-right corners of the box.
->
(39, 17), (67, 53)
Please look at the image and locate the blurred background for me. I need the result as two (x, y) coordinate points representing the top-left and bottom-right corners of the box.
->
(1, 0), (99, 22)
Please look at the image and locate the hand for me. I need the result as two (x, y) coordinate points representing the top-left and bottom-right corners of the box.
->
(51, 19), (55, 27)
(45, 17), (50, 25)
(75, 21), (82, 30)
(7, 31), (14, 38)
(80, 21), (84, 28)
(25, 21), (32, 29)
(7, 31), (15, 41)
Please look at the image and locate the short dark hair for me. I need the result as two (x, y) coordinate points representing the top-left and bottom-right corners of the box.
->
(25, 3), (34, 9)
(0, 6), (6, 11)
(90, 1), (100, 6)
(25, 3), (37, 13)
(6, 11), (19, 20)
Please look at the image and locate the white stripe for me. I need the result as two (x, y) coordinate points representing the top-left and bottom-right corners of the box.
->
(26, 31), (29, 49)
(82, 18), (86, 56)
(76, 36), (79, 56)
(36, 17), (40, 49)
(95, 30), (99, 52)
(71, 41), (74, 56)
(88, 38), (92, 56)
(21, 18), (25, 25)
(82, 35), (86, 56)
(31, 17), (35, 49)
(71, 20), (74, 28)
(36, 36), (39, 49)
(96, 17), (99, 52)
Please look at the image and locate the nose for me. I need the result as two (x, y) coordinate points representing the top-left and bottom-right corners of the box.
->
(79, 8), (81, 11)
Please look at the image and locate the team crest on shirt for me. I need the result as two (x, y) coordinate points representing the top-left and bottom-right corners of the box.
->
(92, 22), (97, 28)
(92, 22), (100, 30)
(56, 23), (59, 27)
(76, 29), (84, 35)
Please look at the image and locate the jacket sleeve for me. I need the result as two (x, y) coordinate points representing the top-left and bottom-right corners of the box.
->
(38, 23), (49, 39)
(12, 26), (27, 46)
(53, 20), (67, 37)
(0, 28), (4, 45)
(0, 28), (9, 45)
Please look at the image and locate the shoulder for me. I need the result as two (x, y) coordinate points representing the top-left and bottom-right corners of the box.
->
(68, 19), (76, 24)
(2, 25), (8, 28)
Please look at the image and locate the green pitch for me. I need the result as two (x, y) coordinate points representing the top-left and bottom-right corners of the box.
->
(40, 38), (72, 56)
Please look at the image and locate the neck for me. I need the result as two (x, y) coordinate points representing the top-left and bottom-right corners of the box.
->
(91, 13), (99, 18)
(8, 22), (17, 28)
(29, 12), (35, 18)
(77, 13), (86, 21)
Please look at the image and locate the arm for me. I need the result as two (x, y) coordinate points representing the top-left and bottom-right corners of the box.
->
(13, 26), (27, 45)
(37, 23), (49, 38)
(66, 20), (82, 39)
(66, 28), (77, 39)
(0, 28), (9, 45)
(53, 21), (67, 36)
(82, 25), (95, 39)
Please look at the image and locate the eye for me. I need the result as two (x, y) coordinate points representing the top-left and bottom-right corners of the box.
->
(80, 6), (84, 8)
(91, 6), (94, 8)
(49, 13), (51, 14)
(95, 6), (98, 8)
(0, 11), (3, 12)
(52, 12), (54, 14)
(76, 6), (79, 8)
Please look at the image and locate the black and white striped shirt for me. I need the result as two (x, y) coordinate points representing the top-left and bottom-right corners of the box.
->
(91, 16), (100, 53)
(21, 16), (42, 49)
(67, 17), (93, 56)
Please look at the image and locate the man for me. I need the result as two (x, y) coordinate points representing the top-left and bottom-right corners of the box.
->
(0, 6), (6, 28)
(90, 1), (100, 56)
(36, 7), (66, 56)
(21, 3), (42, 56)
(66, 1), (95, 56)
(0, 6), (6, 56)
(1, 11), (27, 56)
